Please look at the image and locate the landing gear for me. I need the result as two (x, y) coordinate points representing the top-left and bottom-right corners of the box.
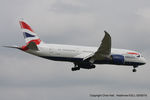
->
(132, 65), (138, 72)
(71, 63), (80, 71)
(132, 68), (136, 72)
(71, 63), (96, 71)
(91, 64), (96, 68)
(71, 67), (80, 71)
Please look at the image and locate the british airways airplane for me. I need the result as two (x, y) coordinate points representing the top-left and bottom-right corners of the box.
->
(4, 19), (146, 72)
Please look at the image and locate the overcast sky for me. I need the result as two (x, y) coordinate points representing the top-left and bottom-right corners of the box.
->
(0, 0), (150, 100)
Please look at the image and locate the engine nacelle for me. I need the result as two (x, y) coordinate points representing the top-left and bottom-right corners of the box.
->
(111, 54), (124, 64)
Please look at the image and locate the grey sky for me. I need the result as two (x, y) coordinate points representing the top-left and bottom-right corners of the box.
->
(0, 0), (150, 100)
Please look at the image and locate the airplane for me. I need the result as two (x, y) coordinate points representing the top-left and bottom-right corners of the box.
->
(4, 19), (146, 72)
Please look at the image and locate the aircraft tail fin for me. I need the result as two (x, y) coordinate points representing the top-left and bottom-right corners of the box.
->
(26, 41), (39, 50)
(19, 18), (42, 45)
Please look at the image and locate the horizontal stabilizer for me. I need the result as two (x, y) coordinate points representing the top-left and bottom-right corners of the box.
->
(3, 45), (21, 49)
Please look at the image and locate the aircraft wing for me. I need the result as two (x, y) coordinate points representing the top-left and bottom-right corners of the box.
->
(84, 31), (111, 63)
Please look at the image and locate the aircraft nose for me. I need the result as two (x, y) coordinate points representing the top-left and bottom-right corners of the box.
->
(141, 57), (146, 65)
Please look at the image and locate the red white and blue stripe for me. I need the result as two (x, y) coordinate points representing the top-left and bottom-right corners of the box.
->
(19, 19), (42, 51)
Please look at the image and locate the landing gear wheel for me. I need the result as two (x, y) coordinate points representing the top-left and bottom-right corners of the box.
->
(132, 68), (136, 72)
(71, 68), (75, 71)
(71, 67), (80, 71)
(132, 65), (138, 72)
(77, 67), (80, 70)
(91, 65), (96, 68)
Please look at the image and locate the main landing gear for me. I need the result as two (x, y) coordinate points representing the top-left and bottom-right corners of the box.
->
(132, 65), (138, 72)
(71, 63), (80, 71)
(71, 67), (80, 71)
(71, 63), (96, 71)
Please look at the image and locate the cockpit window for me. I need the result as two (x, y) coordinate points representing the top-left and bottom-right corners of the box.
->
(137, 55), (140, 57)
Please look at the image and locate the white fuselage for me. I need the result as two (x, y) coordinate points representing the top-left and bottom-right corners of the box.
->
(24, 43), (146, 66)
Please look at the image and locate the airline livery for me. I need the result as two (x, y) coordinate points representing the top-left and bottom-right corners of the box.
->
(4, 19), (146, 72)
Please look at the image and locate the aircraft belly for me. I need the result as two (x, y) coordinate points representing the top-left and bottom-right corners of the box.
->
(94, 59), (144, 66)
(26, 49), (144, 66)
(39, 56), (83, 62)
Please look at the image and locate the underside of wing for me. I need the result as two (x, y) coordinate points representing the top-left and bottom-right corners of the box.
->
(84, 31), (111, 63)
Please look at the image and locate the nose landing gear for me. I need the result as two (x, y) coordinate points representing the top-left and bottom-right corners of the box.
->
(132, 65), (138, 72)
(132, 68), (136, 72)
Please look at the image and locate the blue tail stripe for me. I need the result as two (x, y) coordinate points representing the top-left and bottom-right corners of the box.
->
(23, 32), (35, 38)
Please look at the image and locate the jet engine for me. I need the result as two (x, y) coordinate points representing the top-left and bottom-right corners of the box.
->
(111, 54), (124, 64)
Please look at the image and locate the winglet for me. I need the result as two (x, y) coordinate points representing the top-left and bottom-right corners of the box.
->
(104, 30), (111, 41)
